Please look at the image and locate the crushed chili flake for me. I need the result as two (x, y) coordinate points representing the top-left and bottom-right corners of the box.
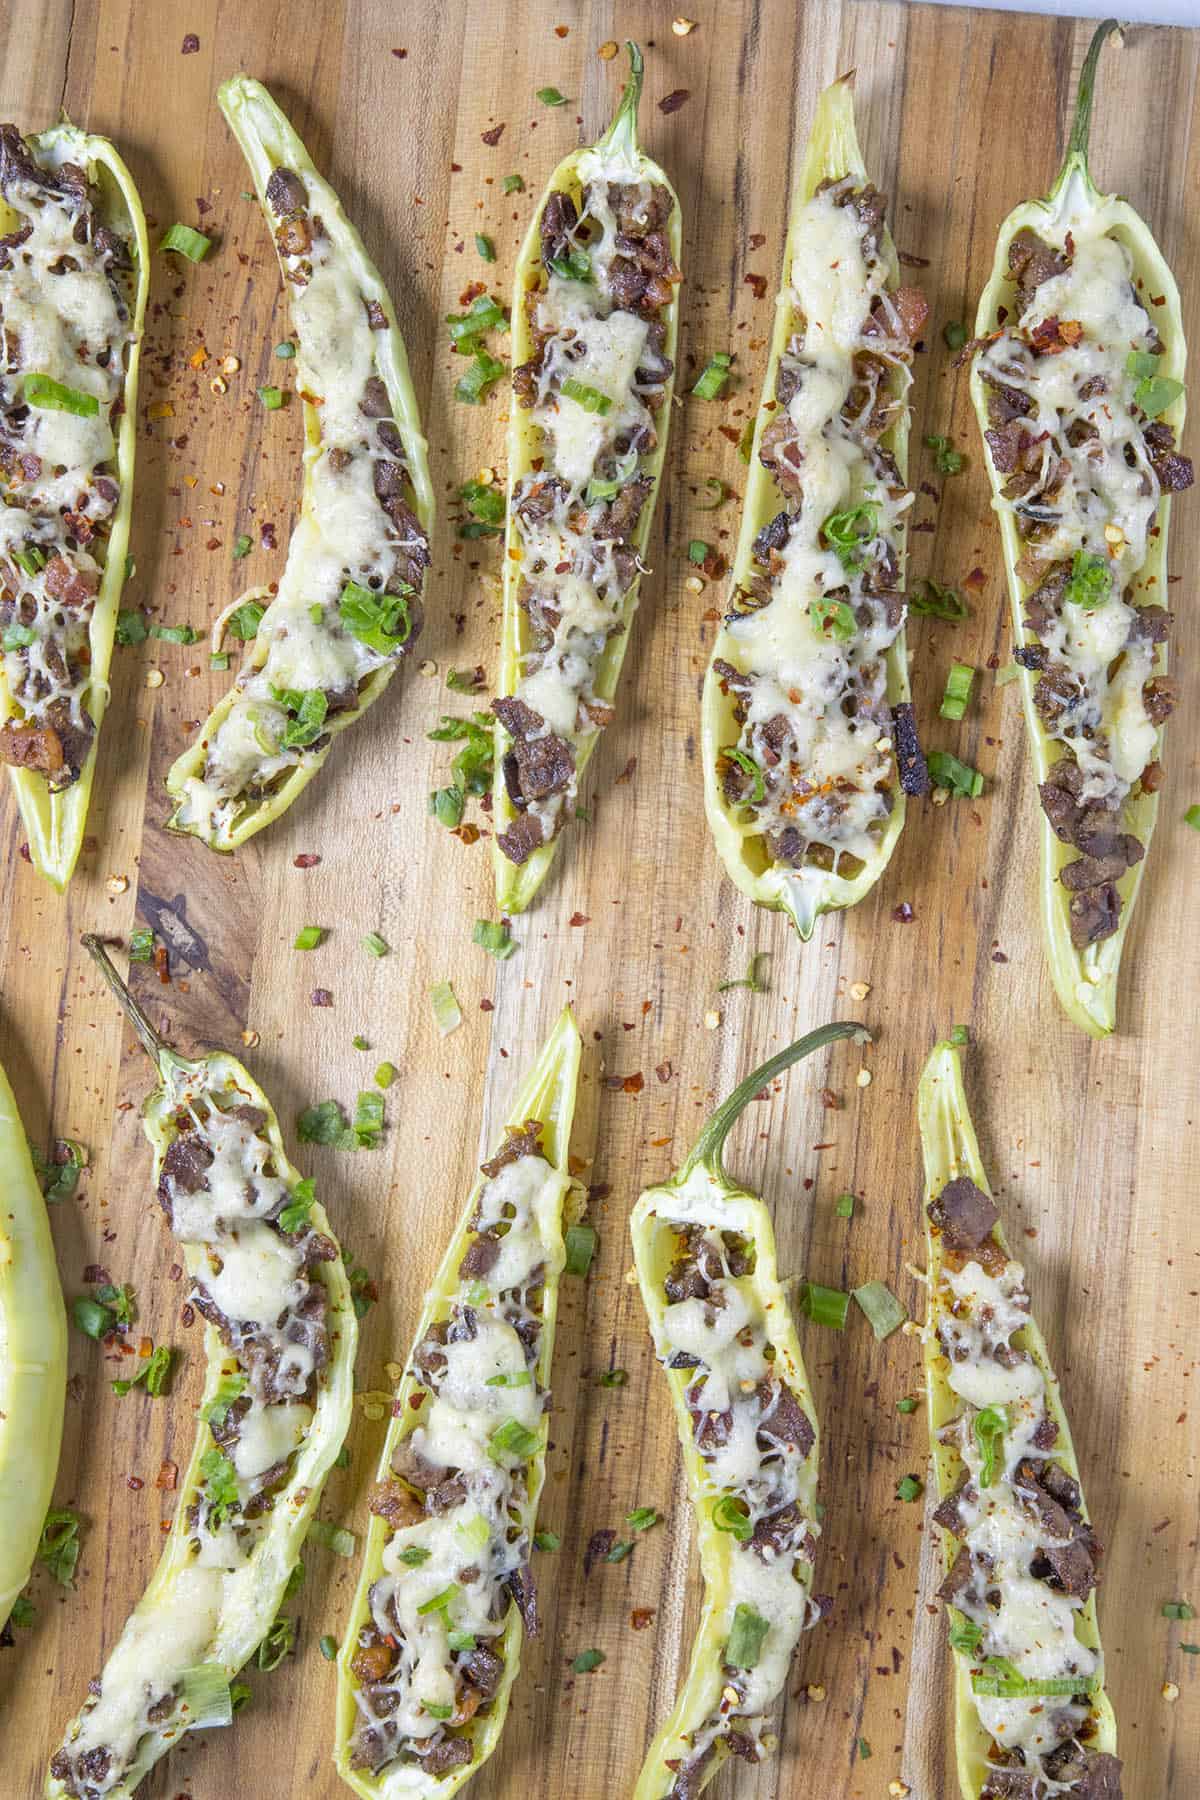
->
(127, 1476), (144, 1492)
(718, 425), (741, 445)
(311, 989), (333, 1007)
(631, 1608), (655, 1630)
(392, 47), (407, 58)
(555, 23), (569, 35)
(293, 852), (321, 868)
(154, 944), (170, 985)
(819, 1087), (843, 1110)
(655, 1061), (673, 1084)
(454, 823), (481, 845)
(743, 272), (767, 301)
(569, 912), (590, 927)
(963, 566), (986, 593)
(748, 232), (766, 250)
(181, 33), (199, 53)
(898, 250), (930, 268)
(615, 757), (637, 784)
(659, 89), (690, 114)
(892, 902), (915, 923)
(481, 123), (505, 145)
(156, 1461), (178, 1490)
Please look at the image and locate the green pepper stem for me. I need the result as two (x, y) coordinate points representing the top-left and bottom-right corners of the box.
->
(81, 932), (171, 1068)
(599, 40), (644, 161)
(678, 1020), (869, 1184)
(1066, 19), (1119, 168)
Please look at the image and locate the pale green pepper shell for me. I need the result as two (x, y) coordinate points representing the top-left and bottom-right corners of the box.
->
(165, 76), (435, 850)
(701, 76), (913, 941)
(0, 125), (149, 891)
(493, 44), (681, 914)
(0, 1059), (67, 1627)
(917, 1040), (1117, 1798)
(631, 1022), (866, 1798)
(968, 20), (1186, 1036)
(334, 1006), (582, 1796)
(48, 946), (357, 1798)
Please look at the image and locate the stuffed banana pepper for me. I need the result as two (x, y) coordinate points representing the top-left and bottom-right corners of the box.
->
(632, 1021), (867, 1798)
(703, 75), (927, 942)
(0, 120), (148, 890)
(166, 76), (434, 849)
(969, 19), (1191, 1037)
(492, 43), (680, 910)
(918, 1039), (1120, 1800)
(335, 1008), (581, 1793)
(49, 937), (356, 1799)
(0, 1056), (67, 1631)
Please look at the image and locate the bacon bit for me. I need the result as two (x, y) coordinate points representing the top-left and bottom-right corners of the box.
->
(569, 912), (590, 927)
(615, 757), (637, 784)
(181, 33), (199, 53)
(598, 40), (619, 59)
(631, 1607), (656, 1629)
(892, 902), (915, 923)
(311, 989), (333, 1007)
(820, 1088), (843, 1111)
(294, 852), (321, 868)
(659, 89), (690, 114)
(718, 425), (742, 445)
(655, 1061), (673, 1084)
(743, 272), (767, 301)
(147, 401), (174, 421)
(154, 944), (170, 985)
(481, 123), (505, 145)
(127, 1476), (144, 1491)
(156, 1460), (178, 1490)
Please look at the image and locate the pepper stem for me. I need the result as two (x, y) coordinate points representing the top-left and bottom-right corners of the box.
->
(678, 1020), (869, 1184)
(82, 932), (171, 1068)
(1066, 19), (1119, 167)
(599, 41), (644, 161)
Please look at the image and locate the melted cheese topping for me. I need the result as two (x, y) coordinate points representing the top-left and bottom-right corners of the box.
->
(722, 181), (912, 875)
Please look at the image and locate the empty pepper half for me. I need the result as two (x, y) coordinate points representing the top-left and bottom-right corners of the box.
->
(492, 43), (681, 910)
(918, 1038), (1120, 1798)
(0, 1056), (67, 1631)
(334, 1007), (581, 1794)
(166, 76), (435, 850)
(969, 19), (1191, 1036)
(702, 74), (927, 943)
(48, 937), (356, 1799)
(0, 119), (149, 889)
(631, 1020), (867, 1797)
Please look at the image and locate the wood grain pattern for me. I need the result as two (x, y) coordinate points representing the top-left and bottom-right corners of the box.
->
(1, 4), (1197, 1797)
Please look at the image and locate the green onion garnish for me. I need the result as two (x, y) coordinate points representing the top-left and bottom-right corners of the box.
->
(489, 1417), (540, 1460)
(572, 1648), (604, 1673)
(397, 1546), (431, 1566)
(278, 1177), (316, 1235)
(460, 479), (505, 527)
(925, 433), (964, 475)
(605, 1539), (633, 1563)
(896, 1397), (918, 1415)
(948, 1610), (983, 1654)
(24, 373), (99, 417)
(943, 322), (967, 352)
(971, 1661), (1100, 1700)
(1063, 550), (1112, 608)
(485, 1370), (533, 1388)
(939, 662), (976, 721)
(362, 931), (389, 958)
(455, 348), (506, 403)
(128, 928), (155, 963)
(627, 1508), (660, 1533)
(232, 534), (253, 560)
(306, 1519), (356, 1557)
(258, 385), (284, 410)
(948, 1024), (970, 1046)
(598, 1369), (628, 1388)
(717, 950), (771, 993)
(447, 1629), (478, 1652)
(896, 1474), (923, 1503)
(536, 87), (568, 106)
(852, 1281), (907, 1340)
(1185, 805), (1200, 831)
(835, 1192), (855, 1219)
(294, 926), (324, 950)
(159, 223), (212, 261)
(275, 340), (296, 359)
(720, 746), (765, 805)
(821, 501), (879, 572)
(72, 1296), (115, 1339)
(12, 544), (45, 578)
(928, 751), (984, 799)
(696, 477), (727, 510)
(339, 581), (413, 655)
(688, 539), (709, 565)
(473, 918), (516, 960)
(226, 600), (264, 639)
(1134, 374), (1184, 418)
(691, 352), (732, 400)
(799, 1281), (850, 1330)
(1163, 1601), (1196, 1620)
(909, 579), (968, 621)
(111, 1344), (174, 1397)
(711, 1495), (753, 1541)
(37, 1510), (81, 1587)
(725, 1603), (770, 1669)
(974, 1405), (1007, 1487)
(502, 174), (524, 194)
(319, 1635), (337, 1660)
(809, 598), (857, 641)
(534, 1530), (561, 1552)
(2, 623), (35, 651)
(561, 376), (613, 415)
(353, 1090), (384, 1149)
(564, 1222), (596, 1277)
(475, 233), (496, 263)
(416, 1583), (459, 1616)
(430, 980), (461, 1036)
(548, 248), (592, 282)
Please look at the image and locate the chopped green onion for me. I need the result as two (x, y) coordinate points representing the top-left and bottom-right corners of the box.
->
(485, 1370), (533, 1388)
(258, 385), (284, 410)
(455, 348), (506, 404)
(605, 1539), (633, 1563)
(627, 1508), (660, 1533)
(446, 294), (508, 351)
(73, 1296), (114, 1339)
(178, 1662), (233, 1728)
(160, 222), (212, 261)
(896, 1474), (923, 1503)
(1185, 805), (1200, 831)
(821, 501), (879, 572)
(447, 1629), (477, 1652)
(1134, 374), (1184, 418)
(489, 1417), (541, 1461)
(1182, 1644), (1200, 1655)
(909, 579), (968, 621)
(2, 623), (35, 651)
(853, 1281), (907, 1341)
(974, 1405), (1007, 1488)
(319, 1634), (337, 1660)
(536, 86), (568, 106)
(294, 926), (325, 950)
(943, 321), (967, 352)
(475, 233), (496, 262)
(718, 950), (771, 993)
(720, 746), (765, 806)
(362, 931), (389, 958)
(948, 1024), (970, 1046)
(857, 1738), (872, 1761)
(572, 1648), (604, 1673)
(37, 1510), (81, 1587)
(150, 622), (201, 645)
(547, 247), (591, 282)
(835, 1192), (855, 1219)
(200, 1448), (240, 1527)
(896, 1396), (918, 1415)
(925, 433), (964, 475)
(417, 1583), (460, 1616)
(9, 1597), (34, 1628)
(809, 598), (857, 641)
(939, 661), (976, 721)
(598, 1369), (628, 1388)
(129, 928), (155, 963)
(502, 174), (524, 195)
(112, 1344), (173, 1397)
(397, 1545), (431, 1566)
(1063, 550), (1112, 608)
(354, 1090), (385, 1149)
(971, 1662), (1100, 1700)
(564, 1222), (596, 1276)
(473, 918), (516, 960)
(799, 1282), (850, 1329)
(226, 600), (265, 640)
(687, 539), (710, 565)
(561, 376), (612, 415)
(711, 1494), (753, 1542)
(275, 340), (296, 359)
(460, 479), (505, 526)
(24, 373), (99, 417)
(725, 1603), (770, 1669)
(13, 542), (47, 576)
(948, 1610), (983, 1655)
(534, 1530), (561, 1552)
(200, 1373), (247, 1427)
(1163, 1601), (1196, 1621)
(352, 1036), (369, 1052)
(695, 477), (726, 510)
(306, 1519), (356, 1557)
(928, 751), (984, 799)
(340, 581), (413, 655)
(278, 1177), (316, 1235)
(297, 1099), (354, 1149)
(232, 534), (253, 560)
(423, 1701), (454, 1720)
(430, 980), (461, 1036)
(374, 1062), (396, 1090)
(691, 352), (733, 400)
(446, 668), (485, 693)
(256, 1616), (296, 1672)
(586, 475), (620, 503)
(210, 652), (230, 671)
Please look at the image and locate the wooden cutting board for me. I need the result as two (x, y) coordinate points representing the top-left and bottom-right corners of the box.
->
(1, 2), (1197, 1795)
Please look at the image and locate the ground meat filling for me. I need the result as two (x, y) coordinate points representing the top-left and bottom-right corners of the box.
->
(928, 1181), (1121, 1799)
(498, 172), (678, 863)
(977, 223), (1191, 949)
(714, 178), (925, 888)
(348, 1137), (559, 1778)
(655, 1211), (820, 1794)
(0, 125), (134, 789)
(173, 160), (430, 841)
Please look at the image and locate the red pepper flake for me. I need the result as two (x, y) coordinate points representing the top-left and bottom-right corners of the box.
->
(718, 424), (741, 445)
(311, 988), (333, 1007)
(963, 566), (986, 593)
(892, 902), (915, 923)
(156, 1460), (178, 1491)
(181, 33), (199, 53)
(392, 47), (408, 58)
(555, 23), (569, 35)
(898, 249), (930, 268)
(569, 912), (590, 927)
(819, 1087), (843, 1111)
(631, 1608), (655, 1630)
(449, 163), (462, 174)
(454, 823), (481, 846)
(294, 852), (321, 868)
(458, 281), (486, 307)
(655, 1061), (673, 1084)
(748, 232), (766, 251)
(659, 89), (690, 114)
(624, 1072), (645, 1094)
(127, 1476), (144, 1492)
(615, 757), (637, 785)
(743, 273), (767, 301)
(480, 998), (495, 1012)
(153, 944), (170, 985)
(481, 123), (505, 145)
(701, 549), (726, 581)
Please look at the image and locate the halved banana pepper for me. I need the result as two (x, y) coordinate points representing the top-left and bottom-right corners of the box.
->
(632, 1021), (867, 1798)
(0, 120), (149, 890)
(492, 44), (681, 911)
(0, 1057), (67, 1630)
(166, 77), (435, 850)
(702, 76), (926, 942)
(969, 19), (1190, 1037)
(49, 938), (357, 1800)
(334, 1007), (581, 1794)
(918, 1039), (1120, 1800)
